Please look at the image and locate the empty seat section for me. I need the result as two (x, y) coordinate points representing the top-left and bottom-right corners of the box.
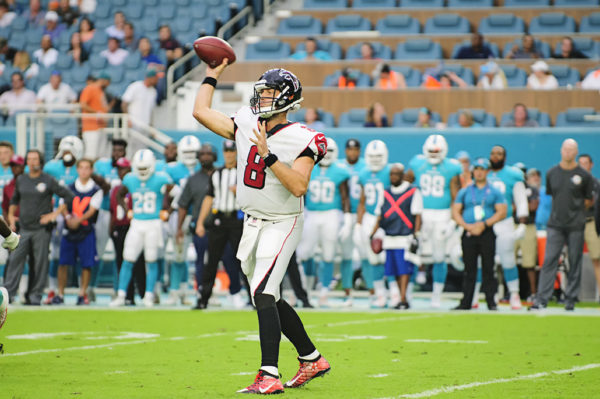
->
(245, 39), (291, 60)
(555, 108), (600, 127)
(529, 13), (576, 35)
(498, 64), (528, 87)
(338, 108), (368, 128)
(548, 65), (580, 87)
(303, 0), (348, 8)
(553, 0), (599, 6)
(395, 38), (442, 60)
(579, 13), (600, 33)
(277, 16), (323, 35)
(478, 14), (525, 35)
(326, 15), (372, 33)
(399, 0), (444, 7)
(391, 66), (422, 87)
(376, 15), (420, 35)
(424, 14), (470, 35)
(503, 0), (549, 6)
(352, 0), (396, 7)
(447, 0), (493, 7)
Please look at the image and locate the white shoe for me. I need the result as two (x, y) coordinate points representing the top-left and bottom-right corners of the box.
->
(231, 292), (246, 309)
(389, 294), (401, 309)
(109, 296), (126, 307)
(510, 293), (522, 310)
(431, 292), (441, 308)
(165, 291), (179, 306)
(373, 295), (387, 308)
(143, 293), (155, 308)
(342, 297), (353, 307)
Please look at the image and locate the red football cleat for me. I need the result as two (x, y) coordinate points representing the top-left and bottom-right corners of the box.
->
(237, 370), (284, 395)
(43, 290), (55, 305)
(284, 356), (331, 388)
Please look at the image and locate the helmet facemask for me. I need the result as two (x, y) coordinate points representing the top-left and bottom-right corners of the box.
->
(250, 69), (303, 118)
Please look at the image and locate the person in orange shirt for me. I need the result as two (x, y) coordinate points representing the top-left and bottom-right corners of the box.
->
(79, 72), (112, 160)
(375, 64), (406, 90)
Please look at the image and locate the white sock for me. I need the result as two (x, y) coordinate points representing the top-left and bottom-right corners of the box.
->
(117, 290), (126, 298)
(507, 279), (520, 294)
(406, 282), (414, 303)
(49, 277), (58, 291)
(388, 279), (400, 298)
(299, 349), (320, 362)
(260, 366), (278, 377)
(319, 286), (328, 296)
(432, 282), (444, 296)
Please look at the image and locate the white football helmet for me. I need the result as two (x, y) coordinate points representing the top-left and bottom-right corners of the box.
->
(178, 135), (201, 167)
(320, 137), (338, 167)
(423, 134), (448, 165)
(365, 140), (388, 172)
(132, 149), (156, 181)
(56, 135), (84, 162)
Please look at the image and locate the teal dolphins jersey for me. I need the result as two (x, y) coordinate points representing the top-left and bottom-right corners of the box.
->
(340, 158), (367, 213)
(409, 155), (461, 210)
(166, 161), (200, 187)
(122, 171), (172, 220)
(94, 158), (121, 211)
(155, 159), (169, 173)
(306, 162), (351, 211)
(358, 165), (391, 215)
(487, 166), (524, 217)
(43, 160), (78, 186)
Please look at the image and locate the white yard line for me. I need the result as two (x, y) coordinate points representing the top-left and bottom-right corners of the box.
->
(3, 339), (158, 357)
(374, 363), (600, 399)
(404, 339), (488, 344)
(305, 314), (435, 329)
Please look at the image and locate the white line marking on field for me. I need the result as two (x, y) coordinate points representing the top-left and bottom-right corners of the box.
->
(404, 339), (488, 344)
(3, 339), (158, 357)
(7, 332), (85, 340)
(231, 372), (255, 376)
(375, 363), (600, 399)
(306, 314), (435, 329)
(105, 370), (128, 375)
(370, 374), (389, 378)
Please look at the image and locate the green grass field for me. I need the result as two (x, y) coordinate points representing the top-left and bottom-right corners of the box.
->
(1, 308), (599, 398)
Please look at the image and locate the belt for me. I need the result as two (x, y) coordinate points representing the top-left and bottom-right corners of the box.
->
(586, 217), (595, 222)
(216, 210), (238, 218)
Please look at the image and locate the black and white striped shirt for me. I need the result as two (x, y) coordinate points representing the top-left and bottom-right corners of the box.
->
(208, 167), (238, 213)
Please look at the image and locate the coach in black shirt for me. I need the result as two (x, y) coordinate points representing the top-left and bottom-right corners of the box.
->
(531, 139), (594, 311)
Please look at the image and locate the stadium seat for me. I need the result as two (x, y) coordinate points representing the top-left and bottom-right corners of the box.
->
(323, 70), (371, 87)
(395, 38), (442, 60)
(54, 55), (73, 71)
(478, 14), (525, 35)
(503, 0), (549, 6)
(424, 14), (470, 35)
(175, 0), (191, 5)
(143, 0), (159, 6)
(123, 52), (142, 70)
(345, 42), (392, 60)
(391, 66), (422, 87)
(338, 108), (368, 128)
(375, 15), (420, 35)
(172, 16), (193, 37)
(500, 108), (551, 127)
(111, 0), (127, 6)
(447, 109), (497, 127)
(399, 0), (444, 7)
(141, 16), (160, 35)
(555, 107), (600, 127)
(392, 108), (441, 127)
(580, 13), (600, 33)
(123, 3), (144, 20)
(158, 4), (177, 21)
(450, 40), (500, 58)
(326, 15), (372, 33)
(8, 34), (25, 50)
(447, 0), (493, 7)
(553, 38), (600, 59)
(295, 39), (343, 60)
(352, 0), (396, 8)
(303, 0), (348, 8)
(498, 64), (528, 87)
(287, 108), (336, 127)
(25, 29), (43, 45)
(554, 0), (599, 6)
(277, 16), (323, 36)
(89, 53), (108, 70)
(125, 69), (146, 84)
(190, 7), (209, 20)
(70, 64), (91, 85)
(548, 65), (580, 87)
(245, 39), (291, 60)
(502, 38), (551, 58)
(107, 66), (125, 84)
(93, 2), (112, 19)
(529, 13), (576, 35)
(9, 16), (27, 32)
(441, 64), (475, 86)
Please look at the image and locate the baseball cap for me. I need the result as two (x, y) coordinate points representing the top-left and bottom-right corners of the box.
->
(115, 157), (131, 168)
(472, 158), (490, 170)
(97, 71), (111, 81)
(455, 150), (470, 161)
(45, 11), (59, 22)
(145, 69), (157, 78)
(345, 139), (360, 149)
(9, 154), (24, 166)
(223, 140), (236, 151)
(51, 70), (61, 76)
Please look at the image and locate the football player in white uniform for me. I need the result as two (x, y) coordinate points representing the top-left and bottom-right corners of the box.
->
(193, 62), (330, 395)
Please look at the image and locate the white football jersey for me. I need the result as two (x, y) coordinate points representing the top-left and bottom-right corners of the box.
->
(233, 106), (327, 220)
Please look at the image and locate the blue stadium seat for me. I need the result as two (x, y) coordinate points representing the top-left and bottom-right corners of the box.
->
(323, 70), (371, 87)
(287, 108), (336, 127)
(352, 0), (396, 8)
(295, 39), (343, 60)
(450, 40), (500, 58)
(70, 64), (91, 85)
(498, 64), (527, 87)
(375, 15), (420, 35)
(158, 4), (177, 21)
(448, 109), (497, 127)
(395, 38), (442, 60)
(447, 0), (493, 7)
(441, 64), (475, 86)
(399, 0), (444, 7)
(245, 39), (291, 60)
(124, 69), (146, 84)
(143, 0), (159, 6)
(502, 38), (551, 58)
(548, 65), (580, 87)
(345, 42), (392, 60)
(93, 2), (112, 19)
(553, 38), (600, 59)
(555, 107), (600, 127)
(303, 0), (348, 8)
(391, 66), (422, 87)
(423, 14), (470, 35)
(277, 16), (323, 36)
(123, 52), (142, 70)
(392, 108), (441, 127)
(141, 16), (160, 35)
(529, 13), (576, 35)
(123, 3), (144, 20)
(25, 29), (43, 45)
(554, 0), (599, 6)
(500, 108), (551, 127)
(111, 0), (127, 6)
(107, 66), (125, 84)
(478, 14), (525, 35)
(175, 0), (191, 5)
(8, 34), (26, 50)
(326, 15), (371, 33)
(89, 53), (108, 70)
(172, 16), (193, 38)
(503, 0), (548, 6)
(580, 13), (600, 33)
(55, 55), (74, 71)
(190, 6), (209, 20)
(338, 108), (368, 128)
(9, 16), (27, 32)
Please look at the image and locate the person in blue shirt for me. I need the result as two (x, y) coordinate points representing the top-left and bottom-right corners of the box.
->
(290, 37), (332, 61)
(110, 149), (173, 307)
(452, 158), (507, 310)
(355, 140), (390, 308)
(297, 138), (350, 307)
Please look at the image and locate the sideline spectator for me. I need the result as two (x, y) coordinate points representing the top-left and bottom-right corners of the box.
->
(502, 103), (539, 128)
(422, 71), (468, 89)
(577, 154), (600, 298)
(43, 11), (66, 43)
(79, 17), (95, 44)
(414, 107), (433, 128)
(506, 35), (542, 59)
(477, 61), (506, 89)
(12, 51), (39, 80)
(554, 37), (587, 59)
(122, 21), (138, 53)
(36, 70), (77, 106)
(105, 10), (125, 40)
(580, 68), (600, 90)
(121, 69), (159, 155)
(158, 25), (183, 67)
(57, 0), (78, 27)
(303, 107), (326, 131)
(455, 150), (472, 189)
(0, 1), (16, 28)
(33, 35), (59, 68)
(0, 72), (36, 115)
(79, 72), (112, 159)
(4, 149), (74, 305)
(0, 37), (16, 63)
(375, 64), (406, 90)
(364, 102), (388, 127)
(100, 37), (128, 66)
(2, 154), (24, 216)
(457, 110), (481, 128)
(531, 139), (594, 311)
(23, 0), (45, 27)
(68, 32), (88, 64)
(527, 60), (559, 90)
(455, 33), (494, 59)
(290, 37), (332, 61)
(452, 157), (507, 310)
(359, 42), (377, 60)
(337, 67), (359, 89)
(138, 37), (164, 71)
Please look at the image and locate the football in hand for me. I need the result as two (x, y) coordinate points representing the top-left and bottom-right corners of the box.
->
(193, 36), (236, 68)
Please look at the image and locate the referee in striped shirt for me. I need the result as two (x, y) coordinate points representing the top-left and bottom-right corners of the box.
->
(195, 140), (246, 308)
